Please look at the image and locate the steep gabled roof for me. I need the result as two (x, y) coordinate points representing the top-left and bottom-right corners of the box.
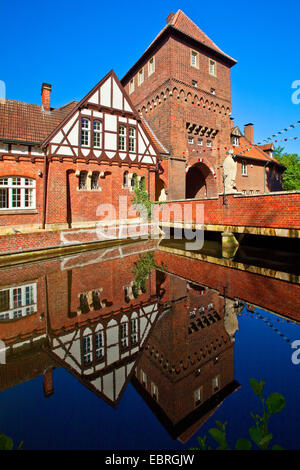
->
(165, 10), (236, 63)
(0, 99), (77, 144)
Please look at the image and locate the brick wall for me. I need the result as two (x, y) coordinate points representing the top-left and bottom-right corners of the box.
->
(155, 192), (300, 229)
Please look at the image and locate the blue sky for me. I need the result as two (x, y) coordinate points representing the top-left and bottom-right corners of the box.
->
(1, 0), (300, 154)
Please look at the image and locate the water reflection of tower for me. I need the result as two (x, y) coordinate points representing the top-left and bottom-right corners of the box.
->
(132, 272), (240, 443)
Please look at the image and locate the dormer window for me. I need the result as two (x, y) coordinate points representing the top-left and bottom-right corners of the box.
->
(232, 135), (240, 146)
(148, 57), (155, 76)
(138, 68), (144, 86)
(209, 59), (216, 76)
(191, 50), (198, 68)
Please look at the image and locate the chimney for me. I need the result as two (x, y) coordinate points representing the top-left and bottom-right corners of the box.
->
(244, 123), (254, 144)
(41, 83), (52, 111)
(43, 368), (54, 398)
(166, 12), (175, 24)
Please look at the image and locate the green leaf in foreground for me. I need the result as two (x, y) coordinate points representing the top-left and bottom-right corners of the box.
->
(266, 393), (286, 415)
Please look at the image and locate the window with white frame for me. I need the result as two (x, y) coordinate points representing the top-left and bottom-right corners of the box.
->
(141, 370), (147, 387)
(129, 127), (136, 152)
(138, 68), (144, 86)
(148, 57), (155, 76)
(93, 120), (102, 148)
(119, 125), (126, 151)
(95, 331), (104, 360)
(151, 382), (158, 401)
(242, 161), (247, 176)
(191, 50), (198, 68)
(120, 322), (128, 348)
(0, 177), (36, 210)
(188, 136), (194, 145)
(82, 335), (92, 365)
(129, 78), (135, 94)
(198, 138), (203, 147)
(209, 59), (216, 76)
(80, 118), (90, 146)
(131, 318), (138, 345)
(207, 140), (212, 148)
(0, 282), (37, 321)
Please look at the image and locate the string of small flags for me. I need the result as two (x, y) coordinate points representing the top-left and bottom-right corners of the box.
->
(182, 119), (300, 158)
(256, 120), (300, 145)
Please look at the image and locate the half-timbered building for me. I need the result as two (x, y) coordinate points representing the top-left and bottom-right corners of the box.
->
(0, 70), (161, 234)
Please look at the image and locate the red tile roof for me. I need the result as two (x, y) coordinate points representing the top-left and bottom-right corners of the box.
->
(232, 136), (281, 165)
(0, 99), (78, 144)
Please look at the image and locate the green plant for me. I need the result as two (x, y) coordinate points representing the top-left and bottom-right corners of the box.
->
(0, 433), (23, 450)
(190, 378), (285, 450)
(133, 252), (156, 290)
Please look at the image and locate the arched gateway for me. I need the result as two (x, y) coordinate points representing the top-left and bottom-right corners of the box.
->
(185, 162), (218, 199)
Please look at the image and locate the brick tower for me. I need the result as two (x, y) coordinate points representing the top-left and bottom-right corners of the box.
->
(122, 10), (237, 200)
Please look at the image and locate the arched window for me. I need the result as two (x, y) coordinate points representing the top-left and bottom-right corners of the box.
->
(91, 172), (99, 190)
(80, 118), (90, 146)
(0, 177), (36, 210)
(78, 171), (87, 190)
(123, 171), (129, 187)
(131, 173), (138, 188)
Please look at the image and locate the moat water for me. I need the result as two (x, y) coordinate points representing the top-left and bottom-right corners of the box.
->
(0, 234), (300, 450)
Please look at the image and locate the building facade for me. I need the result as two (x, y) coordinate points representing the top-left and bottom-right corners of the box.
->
(122, 10), (284, 200)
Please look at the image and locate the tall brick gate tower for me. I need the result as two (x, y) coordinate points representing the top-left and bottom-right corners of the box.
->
(122, 10), (237, 200)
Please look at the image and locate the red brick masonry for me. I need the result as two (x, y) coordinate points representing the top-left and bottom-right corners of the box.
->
(155, 192), (300, 229)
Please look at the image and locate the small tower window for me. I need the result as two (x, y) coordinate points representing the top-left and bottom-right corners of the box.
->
(138, 68), (144, 86)
(119, 125), (126, 151)
(191, 50), (198, 68)
(129, 78), (135, 94)
(192, 80), (197, 88)
(188, 136), (194, 145)
(197, 138), (203, 147)
(209, 59), (216, 76)
(207, 140), (212, 148)
(242, 161), (247, 176)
